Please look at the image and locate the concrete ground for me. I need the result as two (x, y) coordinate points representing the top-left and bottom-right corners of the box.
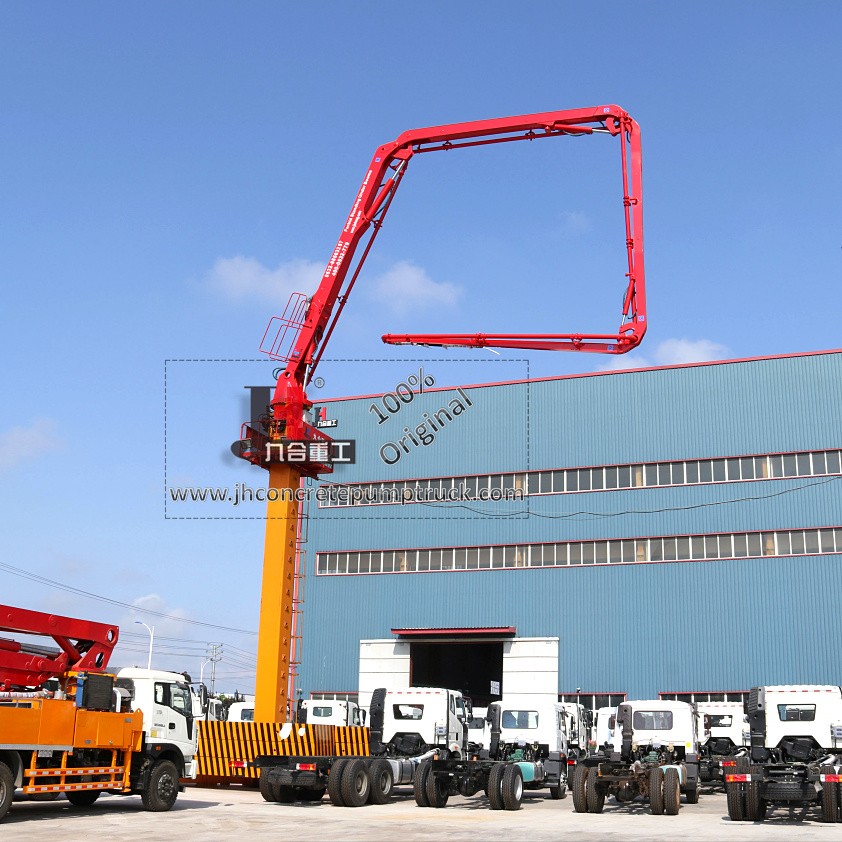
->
(6, 785), (837, 841)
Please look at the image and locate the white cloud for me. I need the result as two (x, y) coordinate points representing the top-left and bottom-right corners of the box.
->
(370, 260), (462, 316)
(204, 256), (323, 305)
(599, 338), (731, 371)
(0, 419), (62, 473)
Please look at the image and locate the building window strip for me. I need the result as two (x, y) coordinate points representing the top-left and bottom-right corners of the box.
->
(659, 691), (749, 704)
(315, 526), (842, 576)
(316, 448), (842, 508)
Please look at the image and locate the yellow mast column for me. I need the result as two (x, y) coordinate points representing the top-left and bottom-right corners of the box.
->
(253, 461), (300, 722)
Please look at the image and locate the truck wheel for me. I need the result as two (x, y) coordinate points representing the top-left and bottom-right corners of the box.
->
(141, 759), (179, 812)
(745, 766), (766, 822)
(684, 782), (700, 805)
(340, 758), (370, 808)
(663, 768), (680, 815)
(549, 783), (566, 800)
(572, 764), (588, 813)
(649, 767), (664, 815)
(413, 761), (431, 807)
(501, 764), (523, 811)
(821, 765), (839, 823)
(327, 757), (349, 806)
(259, 771), (277, 802)
(585, 765), (605, 814)
(726, 778), (745, 821)
(0, 762), (15, 821)
(66, 790), (101, 808)
(425, 768), (449, 808)
(367, 759), (393, 805)
(487, 762), (506, 810)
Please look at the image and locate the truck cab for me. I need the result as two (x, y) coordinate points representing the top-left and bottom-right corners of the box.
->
(115, 667), (198, 779)
(227, 698), (255, 722)
(375, 687), (468, 758)
(491, 699), (569, 757)
(592, 705), (616, 752)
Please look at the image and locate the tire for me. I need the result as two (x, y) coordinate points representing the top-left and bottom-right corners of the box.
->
(367, 759), (393, 805)
(821, 765), (839, 824)
(487, 762), (506, 811)
(501, 764), (523, 811)
(327, 758), (349, 806)
(259, 771), (277, 802)
(549, 784), (566, 799)
(0, 762), (12, 822)
(684, 779), (700, 805)
(663, 768), (680, 815)
(340, 758), (370, 808)
(413, 761), (431, 807)
(572, 764), (588, 813)
(65, 790), (101, 808)
(298, 787), (325, 802)
(425, 768), (449, 808)
(746, 765), (766, 822)
(586, 765), (605, 814)
(726, 778), (745, 821)
(140, 759), (179, 812)
(649, 767), (664, 815)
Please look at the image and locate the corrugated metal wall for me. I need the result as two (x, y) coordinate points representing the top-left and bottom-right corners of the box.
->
(299, 351), (842, 699)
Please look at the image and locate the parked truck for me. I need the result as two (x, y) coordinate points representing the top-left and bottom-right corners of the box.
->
(0, 604), (198, 822)
(725, 685), (842, 823)
(573, 699), (702, 815)
(418, 697), (571, 811)
(697, 701), (747, 785)
(254, 686), (468, 806)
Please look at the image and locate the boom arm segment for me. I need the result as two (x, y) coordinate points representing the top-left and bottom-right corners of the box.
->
(269, 104), (644, 421)
(0, 604), (118, 691)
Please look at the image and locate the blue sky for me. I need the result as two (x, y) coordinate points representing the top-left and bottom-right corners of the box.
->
(1, 2), (840, 692)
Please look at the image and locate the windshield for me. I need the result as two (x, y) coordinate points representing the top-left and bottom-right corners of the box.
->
(171, 683), (192, 716)
(632, 710), (673, 730)
(393, 704), (423, 720)
(710, 714), (733, 727)
(502, 710), (539, 729)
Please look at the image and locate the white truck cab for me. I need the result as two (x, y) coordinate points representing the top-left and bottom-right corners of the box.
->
(752, 685), (842, 751)
(697, 701), (747, 748)
(612, 699), (701, 756)
(227, 698), (255, 722)
(115, 667), (198, 779)
(467, 706), (489, 749)
(376, 687), (468, 757)
(593, 705), (616, 751)
(492, 699), (568, 755)
(301, 699), (365, 727)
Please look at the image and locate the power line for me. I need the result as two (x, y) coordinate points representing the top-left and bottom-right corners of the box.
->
(0, 562), (256, 635)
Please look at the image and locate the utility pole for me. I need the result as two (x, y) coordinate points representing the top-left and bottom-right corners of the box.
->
(206, 643), (223, 694)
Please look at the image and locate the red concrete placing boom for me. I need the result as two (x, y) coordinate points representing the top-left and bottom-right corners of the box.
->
(235, 105), (646, 723)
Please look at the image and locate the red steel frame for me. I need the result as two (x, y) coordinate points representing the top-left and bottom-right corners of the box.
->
(0, 604), (118, 691)
(256, 105), (644, 462)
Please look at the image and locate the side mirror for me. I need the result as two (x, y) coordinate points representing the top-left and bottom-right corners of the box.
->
(360, 710), (367, 725)
(199, 684), (209, 712)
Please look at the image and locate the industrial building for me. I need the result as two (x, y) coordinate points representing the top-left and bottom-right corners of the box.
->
(297, 349), (842, 710)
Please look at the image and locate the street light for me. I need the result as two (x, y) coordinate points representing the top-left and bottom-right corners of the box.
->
(134, 620), (154, 670)
(200, 657), (212, 685)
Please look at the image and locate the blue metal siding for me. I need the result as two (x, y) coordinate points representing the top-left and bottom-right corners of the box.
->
(299, 352), (842, 699)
